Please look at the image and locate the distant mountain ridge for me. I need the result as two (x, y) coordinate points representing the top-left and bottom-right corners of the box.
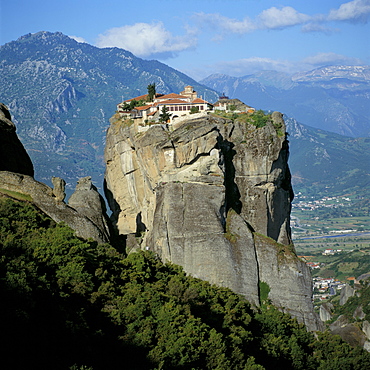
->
(0, 31), (218, 190)
(285, 116), (370, 195)
(1, 31), (368, 198)
(292, 65), (370, 84)
(200, 65), (370, 137)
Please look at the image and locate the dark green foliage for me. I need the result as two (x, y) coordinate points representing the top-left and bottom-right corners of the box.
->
(1, 197), (370, 369)
(159, 105), (171, 123)
(259, 281), (270, 304)
(249, 110), (271, 128)
(147, 83), (156, 102)
(311, 332), (370, 370)
(122, 99), (147, 111)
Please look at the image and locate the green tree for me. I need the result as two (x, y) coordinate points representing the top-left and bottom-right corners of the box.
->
(159, 105), (171, 123)
(190, 106), (199, 114)
(121, 102), (131, 111)
(147, 83), (156, 102)
(2, 197), (370, 369)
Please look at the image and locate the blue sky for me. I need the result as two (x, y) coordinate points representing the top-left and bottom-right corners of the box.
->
(1, 0), (369, 80)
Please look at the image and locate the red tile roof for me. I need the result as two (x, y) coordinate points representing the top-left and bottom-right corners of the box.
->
(134, 105), (152, 111)
(156, 93), (188, 100)
(124, 93), (163, 102)
(192, 98), (207, 104)
(124, 94), (148, 102)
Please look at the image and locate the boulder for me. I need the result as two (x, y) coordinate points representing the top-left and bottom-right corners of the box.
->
(340, 284), (355, 305)
(320, 302), (334, 322)
(68, 176), (111, 242)
(331, 324), (367, 348)
(0, 104), (111, 245)
(330, 315), (350, 331)
(353, 305), (366, 320)
(363, 320), (370, 339)
(52, 176), (66, 202)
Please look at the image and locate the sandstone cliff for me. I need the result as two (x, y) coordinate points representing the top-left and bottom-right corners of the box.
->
(104, 112), (323, 331)
(0, 103), (34, 176)
(0, 102), (111, 244)
(0, 171), (110, 244)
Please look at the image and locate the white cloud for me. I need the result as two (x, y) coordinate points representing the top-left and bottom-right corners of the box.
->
(328, 0), (370, 22)
(301, 23), (338, 34)
(194, 2), (370, 38)
(69, 35), (87, 43)
(195, 6), (312, 35)
(194, 12), (256, 34)
(301, 52), (364, 67)
(96, 22), (197, 58)
(258, 6), (311, 29)
(210, 57), (296, 77)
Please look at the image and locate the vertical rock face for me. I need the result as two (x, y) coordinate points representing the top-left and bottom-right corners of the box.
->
(104, 113), (322, 331)
(219, 111), (293, 245)
(68, 176), (111, 243)
(0, 103), (34, 176)
(340, 284), (356, 305)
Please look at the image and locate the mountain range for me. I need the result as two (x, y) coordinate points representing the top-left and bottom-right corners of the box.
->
(0, 31), (218, 191)
(200, 66), (370, 138)
(285, 116), (370, 196)
(0, 31), (368, 197)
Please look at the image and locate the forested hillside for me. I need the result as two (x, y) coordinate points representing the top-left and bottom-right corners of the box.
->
(285, 116), (370, 196)
(1, 196), (370, 370)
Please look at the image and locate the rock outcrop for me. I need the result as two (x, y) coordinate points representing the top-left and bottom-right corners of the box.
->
(0, 171), (110, 244)
(340, 284), (355, 305)
(0, 102), (111, 244)
(0, 103), (34, 176)
(52, 176), (66, 202)
(331, 324), (367, 348)
(320, 302), (334, 322)
(68, 176), (111, 243)
(104, 112), (322, 331)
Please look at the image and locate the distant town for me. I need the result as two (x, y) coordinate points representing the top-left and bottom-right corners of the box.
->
(293, 192), (352, 213)
(291, 191), (368, 239)
(299, 252), (353, 302)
